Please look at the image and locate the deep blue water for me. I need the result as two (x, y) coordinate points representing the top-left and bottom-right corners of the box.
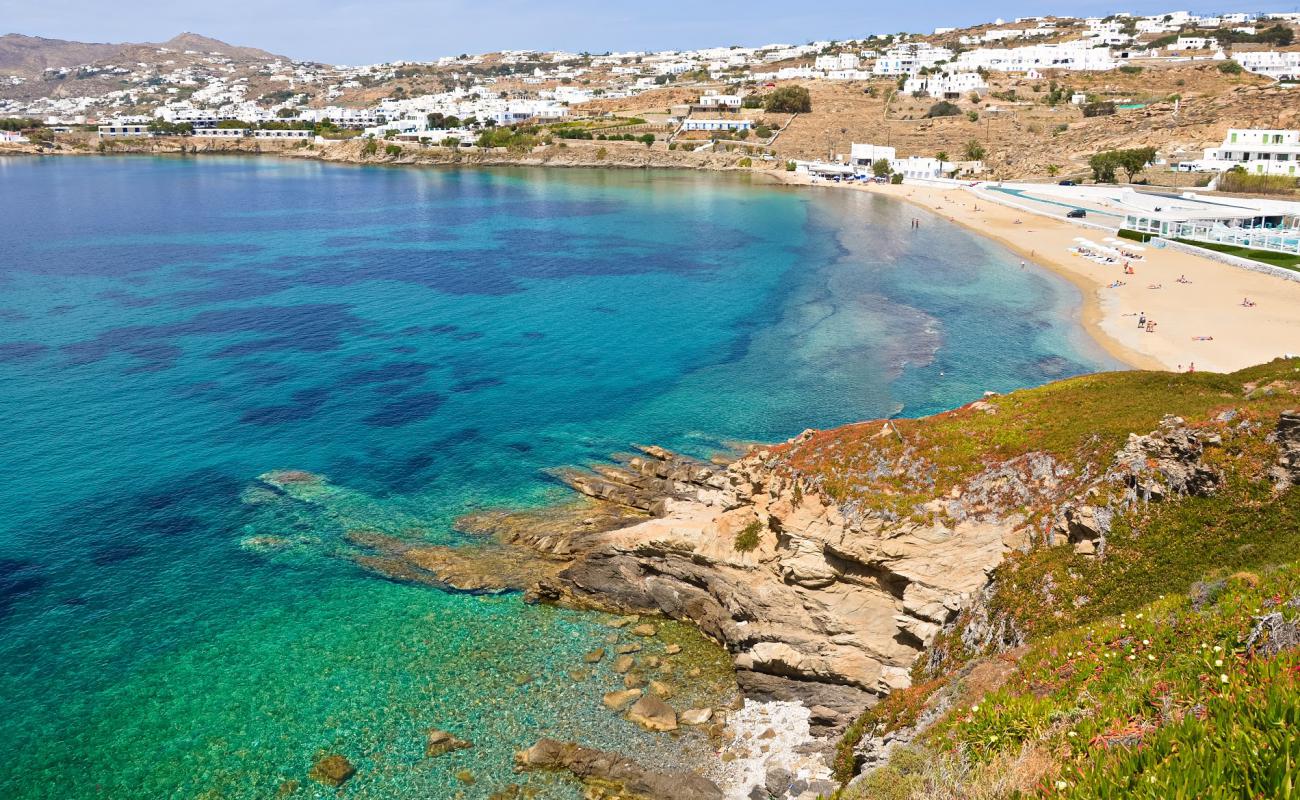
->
(0, 156), (1115, 798)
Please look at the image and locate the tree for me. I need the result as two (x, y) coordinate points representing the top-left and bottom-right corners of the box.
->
(426, 112), (445, 128)
(1218, 60), (1243, 75)
(742, 93), (764, 109)
(754, 124), (772, 139)
(871, 158), (892, 178)
(1115, 146), (1156, 182)
(963, 139), (986, 161)
(1046, 164), (1061, 177)
(639, 133), (655, 147)
(890, 173), (904, 184)
(1088, 150), (1120, 182)
(763, 85), (812, 113)
(966, 111), (979, 122)
(935, 151), (949, 162)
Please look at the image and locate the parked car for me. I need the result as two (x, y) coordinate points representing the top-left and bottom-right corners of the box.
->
(1059, 180), (1077, 186)
(1066, 208), (1087, 219)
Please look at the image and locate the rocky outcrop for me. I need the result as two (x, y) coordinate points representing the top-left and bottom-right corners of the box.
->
(1270, 411), (1300, 492)
(515, 739), (725, 800)
(1108, 415), (1221, 502)
(510, 445), (1025, 734)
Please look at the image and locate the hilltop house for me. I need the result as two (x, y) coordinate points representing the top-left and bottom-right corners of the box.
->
(1182, 128), (1300, 177)
(850, 143), (896, 167)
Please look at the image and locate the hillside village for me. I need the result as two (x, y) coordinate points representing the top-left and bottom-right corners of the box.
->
(1, 11), (1298, 181)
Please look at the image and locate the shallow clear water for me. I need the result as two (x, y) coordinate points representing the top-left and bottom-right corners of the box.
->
(0, 156), (1116, 798)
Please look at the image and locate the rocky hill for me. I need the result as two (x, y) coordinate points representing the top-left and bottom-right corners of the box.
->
(0, 32), (283, 75)
(369, 358), (1300, 799)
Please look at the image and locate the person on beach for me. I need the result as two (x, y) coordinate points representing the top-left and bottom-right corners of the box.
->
(1242, 297), (1256, 307)
(1188, 362), (1196, 373)
(1138, 312), (1146, 328)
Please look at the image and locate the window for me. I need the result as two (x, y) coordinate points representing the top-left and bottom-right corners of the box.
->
(1230, 132), (1238, 143)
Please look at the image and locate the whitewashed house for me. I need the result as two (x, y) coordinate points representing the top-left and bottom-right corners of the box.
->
(1183, 128), (1300, 176)
(681, 118), (753, 132)
(850, 143), (896, 168)
(696, 91), (743, 110)
(903, 70), (986, 98)
(1235, 51), (1300, 81)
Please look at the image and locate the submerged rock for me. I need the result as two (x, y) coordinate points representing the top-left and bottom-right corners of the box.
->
(516, 739), (724, 800)
(425, 729), (473, 758)
(308, 754), (356, 787)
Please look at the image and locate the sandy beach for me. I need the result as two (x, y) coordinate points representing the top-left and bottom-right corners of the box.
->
(772, 171), (1300, 373)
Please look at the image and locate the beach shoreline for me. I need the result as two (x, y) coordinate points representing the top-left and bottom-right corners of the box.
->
(767, 170), (1300, 374)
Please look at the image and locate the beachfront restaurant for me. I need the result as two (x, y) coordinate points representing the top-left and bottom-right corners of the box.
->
(1121, 201), (1300, 257)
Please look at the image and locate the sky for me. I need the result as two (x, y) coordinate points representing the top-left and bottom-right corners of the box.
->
(3, 0), (1299, 64)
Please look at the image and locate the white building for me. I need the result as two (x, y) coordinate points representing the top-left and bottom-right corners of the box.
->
(1171, 36), (1213, 50)
(873, 43), (954, 76)
(0, 130), (29, 143)
(681, 118), (753, 132)
(97, 118), (152, 137)
(849, 143), (896, 167)
(696, 91), (743, 110)
(1235, 51), (1300, 81)
(956, 42), (1116, 72)
(814, 53), (861, 71)
(1186, 128), (1300, 177)
(903, 70), (987, 98)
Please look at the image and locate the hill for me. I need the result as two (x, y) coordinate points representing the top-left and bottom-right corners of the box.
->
(0, 31), (284, 74)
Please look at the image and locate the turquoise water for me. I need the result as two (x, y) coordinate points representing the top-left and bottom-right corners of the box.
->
(0, 156), (1116, 798)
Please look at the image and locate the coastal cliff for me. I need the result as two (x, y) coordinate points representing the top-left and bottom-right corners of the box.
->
(444, 359), (1300, 798)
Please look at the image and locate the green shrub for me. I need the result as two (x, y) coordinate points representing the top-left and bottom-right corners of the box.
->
(1118, 65), (1144, 75)
(384, 144), (402, 157)
(1216, 168), (1297, 195)
(737, 156), (752, 167)
(925, 101), (961, 118)
(734, 521), (763, 552)
(1218, 60), (1244, 75)
(1118, 228), (1154, 243)
(763, 85), (812, 113)
(785, 160), (796, 171)
(890, 173), (904, 184)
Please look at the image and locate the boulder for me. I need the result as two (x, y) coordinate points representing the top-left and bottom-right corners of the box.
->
(631, 623), (658, 637)
(680, 707), (713, 725)
(583, 648), (606, 663)
(626, 694), (678, 731)
(603, 688), (642, 710)
(308, 754), (356, 787)
(612, 655), (635, 673)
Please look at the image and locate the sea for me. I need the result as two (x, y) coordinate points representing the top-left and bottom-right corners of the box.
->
(0, 156), (1117, 798)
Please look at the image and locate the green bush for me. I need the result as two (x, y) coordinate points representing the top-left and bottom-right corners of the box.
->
(384, 144), (402, 157)
(763, 85), (812, 113)
(734, 521), (763, 552)
(1118, 229), (1154, 243)
(890, 173), (904, 184)
(925, 101), (961, 118)
(737, 156), (752, 167)
(1218, 60), (1244, 75)
(785, 160), (796, 171)
(1216, 168), (1297, 196)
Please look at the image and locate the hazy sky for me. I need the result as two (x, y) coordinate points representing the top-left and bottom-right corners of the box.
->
(4, 0), (1298, 63)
